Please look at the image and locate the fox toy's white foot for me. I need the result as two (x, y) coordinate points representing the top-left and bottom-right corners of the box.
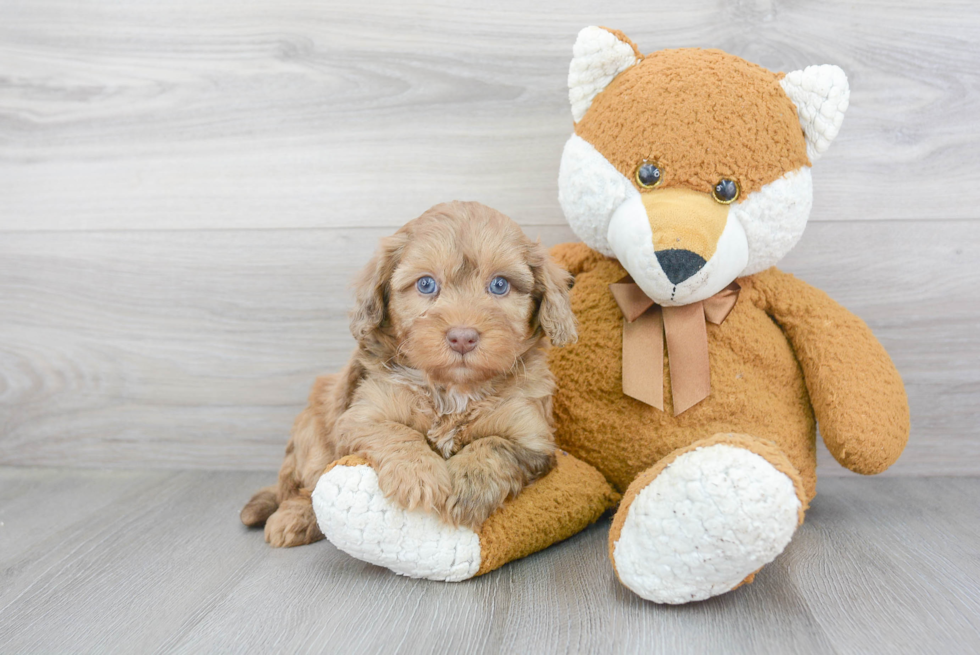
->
(610, 442), (803, 604)
(311, 461), (481, 582)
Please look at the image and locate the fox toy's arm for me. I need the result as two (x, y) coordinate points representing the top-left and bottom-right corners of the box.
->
(751, 268), (910, 474)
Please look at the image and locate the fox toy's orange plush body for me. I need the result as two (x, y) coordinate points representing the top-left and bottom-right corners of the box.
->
(312, 27), (909, 603)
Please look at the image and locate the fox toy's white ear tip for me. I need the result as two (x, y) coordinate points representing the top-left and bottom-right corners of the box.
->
(569, 26), (640, 123)
(780, 64), (850, 161)
(574, 25), (604, 43)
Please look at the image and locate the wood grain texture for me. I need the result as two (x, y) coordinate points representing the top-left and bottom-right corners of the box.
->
(0, 467), (172, 565)
(2, 3), (976, 646)
(1, 221), (977, 472)
(1, 0), (978, 475)
(779, 478), (980, 654)
(0, 468), (977, 653)
(1, 0), (978, 231)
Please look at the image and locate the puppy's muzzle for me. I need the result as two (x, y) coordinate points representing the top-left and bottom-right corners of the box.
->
(446, 327), (480, 355)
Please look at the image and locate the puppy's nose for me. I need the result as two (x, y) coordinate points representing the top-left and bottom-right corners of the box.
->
(446, 327), (480, 354)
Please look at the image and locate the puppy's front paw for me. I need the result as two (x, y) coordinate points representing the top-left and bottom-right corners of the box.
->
(376, 455), (451, 514)
(444, 461), (514, 530)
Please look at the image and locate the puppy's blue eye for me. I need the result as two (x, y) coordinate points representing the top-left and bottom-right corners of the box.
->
(488, 277), (510, 296)
(416, 276), (438, 295)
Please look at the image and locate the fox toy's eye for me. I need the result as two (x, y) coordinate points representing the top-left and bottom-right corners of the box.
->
(712, 179), (740, 204)
(635, 161), (663, 189)
(488, 276), (510, 296)
(416, 276), (439, 295)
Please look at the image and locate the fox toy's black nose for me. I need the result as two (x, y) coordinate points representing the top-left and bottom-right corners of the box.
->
(447, 327), (480, 354)
(656, 249), (707, 285)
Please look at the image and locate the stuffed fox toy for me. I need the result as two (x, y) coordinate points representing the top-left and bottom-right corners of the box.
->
(311, 27), (910, 604)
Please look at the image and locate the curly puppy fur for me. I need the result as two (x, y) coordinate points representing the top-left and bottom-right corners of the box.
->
(241, 201), (577, 546)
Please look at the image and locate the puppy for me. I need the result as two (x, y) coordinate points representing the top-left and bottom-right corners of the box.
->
(241, 201), (577, 547)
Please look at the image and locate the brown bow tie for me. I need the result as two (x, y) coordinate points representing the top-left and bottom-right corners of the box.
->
(609, 277), (740, 415)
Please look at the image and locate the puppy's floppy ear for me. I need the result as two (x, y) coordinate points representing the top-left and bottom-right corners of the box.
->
(528, 241), (577, 347)
(350, 230), (408, 345)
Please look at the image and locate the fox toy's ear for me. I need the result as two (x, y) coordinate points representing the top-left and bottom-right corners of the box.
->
(780, 65), (850, 161)
(569, 26), (642, 123)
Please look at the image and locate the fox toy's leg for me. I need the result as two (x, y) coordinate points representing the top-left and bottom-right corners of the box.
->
(311, 451), (619, 581)
(609, 433), (808, 604)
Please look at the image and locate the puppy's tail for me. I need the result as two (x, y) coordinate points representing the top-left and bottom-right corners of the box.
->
(240, 485), (279, 527)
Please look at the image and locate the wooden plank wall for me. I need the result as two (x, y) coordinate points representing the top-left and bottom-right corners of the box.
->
(1, 0), (978, 473)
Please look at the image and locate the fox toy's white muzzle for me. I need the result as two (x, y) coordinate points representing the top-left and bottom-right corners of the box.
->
(607, 192), (749, 306)
(558, 134), (815, 306)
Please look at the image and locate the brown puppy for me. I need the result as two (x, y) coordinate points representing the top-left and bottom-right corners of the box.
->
(241, 201), (577, 547)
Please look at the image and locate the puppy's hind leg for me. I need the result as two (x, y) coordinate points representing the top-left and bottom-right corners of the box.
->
(265, 490), (324, 548)
(243, 370), (350, 545)
(240, 485), (278, 527)
(260, 436), (328, 547)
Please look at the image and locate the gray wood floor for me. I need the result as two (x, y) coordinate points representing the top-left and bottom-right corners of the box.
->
(0, 467), (977, 654)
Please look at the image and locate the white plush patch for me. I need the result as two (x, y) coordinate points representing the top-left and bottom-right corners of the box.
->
(780, 65), (849, 161)
(606, 194), (656, 278)
(612, 444), (801, 604)
(606, 195), (748, 306)
(568, 26), (638, 123)
(312, 465), (481, 582)
(735, 167), (813, 275)
(558, 134), (633, 257)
